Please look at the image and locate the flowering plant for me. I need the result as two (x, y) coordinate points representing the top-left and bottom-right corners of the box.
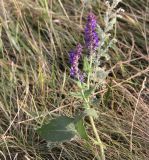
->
(37, 1), (123, 160)
(68, 11), (106, 160)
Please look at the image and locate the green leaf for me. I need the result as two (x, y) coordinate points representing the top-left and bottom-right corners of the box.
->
(91, 68), (109, 83)
(84, 87), (95, 98)
(75, 80), (82, 88)
(97, 24), (104, 36)
(84, 108), (99, 119)
(83, 56), (90, 72)
(75, 108), (99, 122)
(72, 79), (83, 89)
(95, 68), (109, 80)
(72, 79), (88, 90)
(75, 120), (88, 141)
(70, 92), (83, 99)
(37, 116), (77, 142)
(105, 17), (116, 32)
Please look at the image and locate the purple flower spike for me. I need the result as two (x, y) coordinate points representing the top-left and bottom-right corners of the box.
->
(85, 12), (99, 52)
(69, 44), (84, 81)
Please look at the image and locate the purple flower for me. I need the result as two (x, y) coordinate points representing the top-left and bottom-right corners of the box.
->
(69, 44), (84, 81)
(84, 12), (99, 52)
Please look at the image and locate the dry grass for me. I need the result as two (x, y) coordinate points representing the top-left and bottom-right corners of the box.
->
(0, 0), (148, 160)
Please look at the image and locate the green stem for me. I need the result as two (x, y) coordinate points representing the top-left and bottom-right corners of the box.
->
(89, 116), (105, 160)
(87, 55), (93, 89)
(85, 55), (105, 160)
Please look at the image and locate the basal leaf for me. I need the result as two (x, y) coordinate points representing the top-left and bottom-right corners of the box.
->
(37, 116), (77, 142)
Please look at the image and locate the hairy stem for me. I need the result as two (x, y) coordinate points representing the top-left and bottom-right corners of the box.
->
(89, 116), (105, 160)
(85, 55), (105, 160)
